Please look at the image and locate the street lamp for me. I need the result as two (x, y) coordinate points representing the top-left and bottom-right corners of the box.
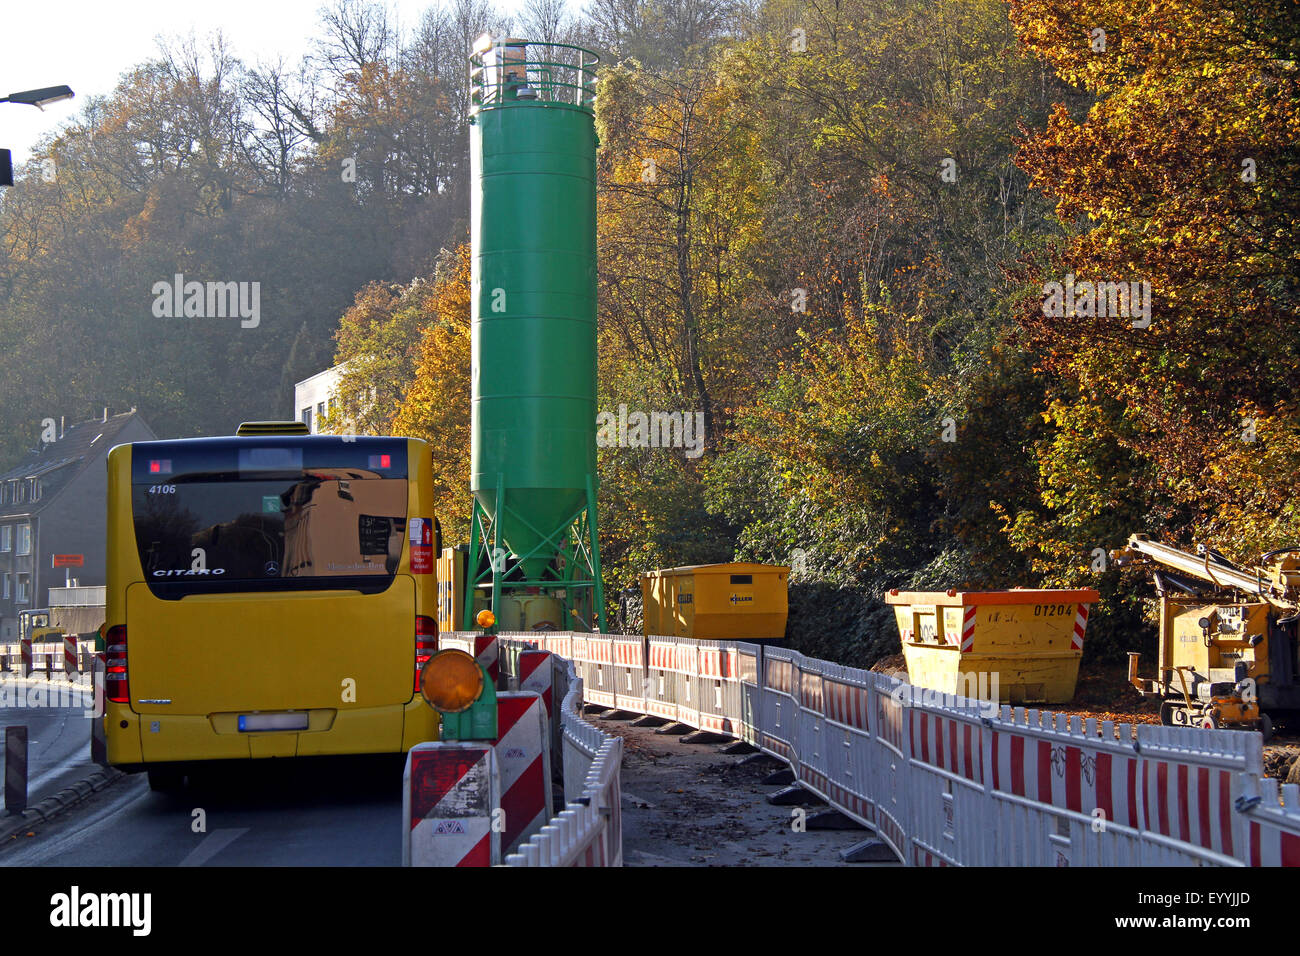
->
(0, 85), (75, 110)
(0, 84), (74, 187)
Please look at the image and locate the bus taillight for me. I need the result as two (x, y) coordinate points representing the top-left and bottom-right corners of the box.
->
(415, 615), (439, 692)
(105, 625), (129, 704)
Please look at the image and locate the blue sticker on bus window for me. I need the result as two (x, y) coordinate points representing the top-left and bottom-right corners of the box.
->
(262, 495), (281, 513)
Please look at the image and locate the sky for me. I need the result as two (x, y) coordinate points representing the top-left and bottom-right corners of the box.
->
(1, 0), (536, 165)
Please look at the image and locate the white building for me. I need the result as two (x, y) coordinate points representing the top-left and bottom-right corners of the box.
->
(293, 363), (350, 434)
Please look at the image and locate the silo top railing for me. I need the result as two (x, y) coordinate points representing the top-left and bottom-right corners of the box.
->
(470, 37), (599, 115)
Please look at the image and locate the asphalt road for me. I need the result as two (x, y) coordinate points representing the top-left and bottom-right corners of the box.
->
(0, 676), (98, 807)
(1, 752), (408, 866)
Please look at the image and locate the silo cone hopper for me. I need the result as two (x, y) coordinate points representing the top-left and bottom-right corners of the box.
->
(462, 36), (606, 633)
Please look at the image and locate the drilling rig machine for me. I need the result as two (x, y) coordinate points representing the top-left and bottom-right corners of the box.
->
(1113, 533), (1300, 739)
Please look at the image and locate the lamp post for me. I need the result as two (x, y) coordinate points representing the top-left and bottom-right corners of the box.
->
(1, 84), (75, 187)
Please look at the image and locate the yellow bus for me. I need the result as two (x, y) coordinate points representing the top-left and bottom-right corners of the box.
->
(99, 423), (442, 790)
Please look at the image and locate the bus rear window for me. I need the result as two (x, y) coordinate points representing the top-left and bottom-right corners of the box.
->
(131, 439), (409, 597)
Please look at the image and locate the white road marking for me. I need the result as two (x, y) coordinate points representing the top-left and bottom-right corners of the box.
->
(179, 827), (249, 867)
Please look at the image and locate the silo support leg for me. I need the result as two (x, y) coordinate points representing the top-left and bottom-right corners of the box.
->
(585, 474), (606, 633)
(489, 477), (504, 623)
(463, 500), (484, 630)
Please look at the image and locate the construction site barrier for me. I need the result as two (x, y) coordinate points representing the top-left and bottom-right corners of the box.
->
(611, 633), (645, 714)
(645, 635), (678, 723)
(1, 640), (98, 679)
(496, 640), (623, 866)
(404, 742), (502, 866)
(518, 650), (554, 717)
(494, 691), (553, 855)
(504, 631), (1300, 867)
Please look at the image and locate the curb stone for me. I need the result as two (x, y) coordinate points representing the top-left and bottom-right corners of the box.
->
(0, 767), (125, 844)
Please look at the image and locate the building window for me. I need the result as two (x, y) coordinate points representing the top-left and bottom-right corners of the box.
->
(16, 524), (31, 555)
(300, 407), (312, 426)
(2, 575), (8, 599)
(15, 575), (29, 604)
(12, 481), (23, 504)
(315, 402), (326, 433)
(28, 478), (38, 501)
(0, 526), (9, 552)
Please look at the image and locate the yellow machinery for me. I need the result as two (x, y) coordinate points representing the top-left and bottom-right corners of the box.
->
(18, 609), (65, 643)
(641, 563), (788, 643)
(885, 588), (1098, 704)
(437, 548), (467, 635)
(437, 547), (492, 635)
(1114, 534), (1300, 738)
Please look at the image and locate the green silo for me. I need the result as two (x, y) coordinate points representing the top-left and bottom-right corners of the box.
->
(463, 37), (606, 632)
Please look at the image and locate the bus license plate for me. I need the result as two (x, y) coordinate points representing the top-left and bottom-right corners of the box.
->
(238, 713), (309, 732)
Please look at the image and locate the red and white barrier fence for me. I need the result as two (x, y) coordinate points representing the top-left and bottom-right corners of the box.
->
(0, 639), (95, 679)
(491, 630), (1300, 867)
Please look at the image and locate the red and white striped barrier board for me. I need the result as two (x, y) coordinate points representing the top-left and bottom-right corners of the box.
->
(991, 720), (1141, 831)
(1140, 730), (1250, 859)
(1071, 604), (1088, 651)
(1240, 776), (1300, 866)
(1248, 820), (1300, 866)
(914, 712), (982, 784)
(874, 679), (909, 756)
(519, 650), (554, 717)
(63, 635), (78, 676)
(695, 643), (738, 734)
(583, 635), (618, 707)
(760, 652), (796, 761)
(674, 640), (700, 728)
(611, 636), (645, 714)
(822, 676), (870, 732)
(495, 692), (553, 856)
(476, 634), (500, 686)
(736, 647), (762, 745)
(404, 742), (501, 867)
(960, 606), (976, 652)
(645, 638), (678, 722)
(543, 632), (572, 660)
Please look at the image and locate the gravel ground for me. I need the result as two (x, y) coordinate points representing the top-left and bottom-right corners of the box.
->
(589, 715), (900, 867)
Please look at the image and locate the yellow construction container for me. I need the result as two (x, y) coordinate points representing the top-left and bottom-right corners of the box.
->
(436, 547), (489, 634)
(436, 548), (464, 634)
(641, 563), (788, 642)
(884, 588), (1100, 704)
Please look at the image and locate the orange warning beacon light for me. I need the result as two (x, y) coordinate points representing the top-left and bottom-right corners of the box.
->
(420, 648), (497, 740)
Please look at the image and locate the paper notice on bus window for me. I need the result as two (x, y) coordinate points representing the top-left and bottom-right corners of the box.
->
(409, 518), (433, 574)
(358, 515), (392, 556)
